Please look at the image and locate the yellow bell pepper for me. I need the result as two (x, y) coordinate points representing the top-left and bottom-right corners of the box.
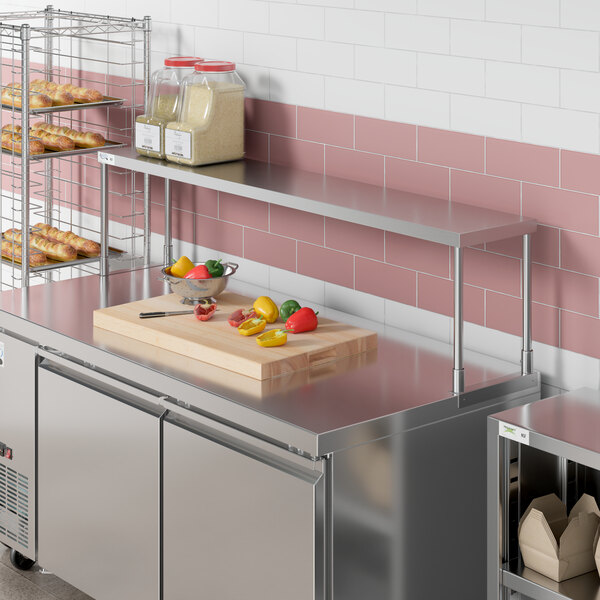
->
(256, 329), (288, 347)
(253, 296), (279, 323)
(238, 317), (266, 336)
(171, 255), (195, 278)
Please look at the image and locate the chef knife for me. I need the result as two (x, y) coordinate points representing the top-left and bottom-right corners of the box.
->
(139, 310), (194, 319)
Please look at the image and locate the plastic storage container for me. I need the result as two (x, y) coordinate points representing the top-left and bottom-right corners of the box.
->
(164, 61), (245, 167)
(135, 56), (203, 159)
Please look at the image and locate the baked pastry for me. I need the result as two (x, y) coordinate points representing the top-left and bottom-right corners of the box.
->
(30, 79), (103, 103)
(34, 223), (101, 258)
(1, 86), (52, 109)
(9, 81), (74, 106)
(1, 130), (45, 155)
(3, 124), (74, 152)
(4, 229), (77, 262)
(1, 239), (47, 266)
(27, 80), (75, 106)
(31, 121), (105, 148)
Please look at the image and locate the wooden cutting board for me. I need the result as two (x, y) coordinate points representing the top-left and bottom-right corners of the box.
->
(93, 292), (378, 380)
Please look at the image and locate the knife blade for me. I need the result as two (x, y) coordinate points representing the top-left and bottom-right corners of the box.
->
(139, 310), (195, 319)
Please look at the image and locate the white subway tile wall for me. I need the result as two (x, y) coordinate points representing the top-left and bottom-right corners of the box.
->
(522, 104), (600, 153)
(385, 85), (450, 129)
(486, 0), (560, 27)
(560, 70), (600, 112)
(324, 76), (385, 118)
(485, 62), (560, 107)
(450, 95), (521, 140)
(9, 0), (600, 153)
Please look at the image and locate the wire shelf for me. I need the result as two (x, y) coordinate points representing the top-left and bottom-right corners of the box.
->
(0, 95), (125, 114)
(2, 140), (125, 161)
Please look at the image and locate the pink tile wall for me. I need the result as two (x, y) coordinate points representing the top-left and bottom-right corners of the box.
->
(144, 98), (600, 360)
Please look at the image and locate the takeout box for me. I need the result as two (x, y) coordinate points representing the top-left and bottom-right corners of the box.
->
(594, 524), (600, 577)
(518, 493), (600, 582)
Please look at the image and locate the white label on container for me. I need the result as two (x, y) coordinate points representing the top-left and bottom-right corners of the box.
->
(136, 122), (161, 152)
(0, 341), (4, 367)
(165, 129), (191, 159)
(98, 152), (115, 165)
(498, 421), (529, 445)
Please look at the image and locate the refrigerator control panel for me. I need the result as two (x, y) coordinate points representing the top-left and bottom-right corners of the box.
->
(0, 442), (13, 460)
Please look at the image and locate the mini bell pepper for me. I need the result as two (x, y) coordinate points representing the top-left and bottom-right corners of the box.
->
(238, 317), (266, 336)
(253, 296), (279, 323)
(228, 308), (257, 327)
(184, 264), (212, 279)
(194, 303), (217, 321)
(171, 255), (195, 278)
(256, 329), (288, 347)
(205, 258), (224, 278)
(285, 307), (318, 333)
(279, 299), (301, 321)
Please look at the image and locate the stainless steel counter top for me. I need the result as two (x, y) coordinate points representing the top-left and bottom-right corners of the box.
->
(491, 388), (600, 458)
(99, 148), (537, 247)
(0, 268), (538, 455)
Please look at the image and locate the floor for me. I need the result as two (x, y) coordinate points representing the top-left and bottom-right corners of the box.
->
(0, 545), (91, 600)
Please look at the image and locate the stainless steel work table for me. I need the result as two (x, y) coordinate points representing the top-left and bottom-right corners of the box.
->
(0, 268), (541, 600)
(1, 148), (542, 599)
(0, 266), (538, 456)
(488, 389), (600, 600)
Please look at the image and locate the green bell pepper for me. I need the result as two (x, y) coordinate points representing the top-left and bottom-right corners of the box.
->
(279, 299), (301, 321)
(204, 258), (224, 278)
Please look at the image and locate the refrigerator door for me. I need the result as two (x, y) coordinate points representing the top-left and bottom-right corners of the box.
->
(163, 411), (326, 600)
(37, 358), (163, 600)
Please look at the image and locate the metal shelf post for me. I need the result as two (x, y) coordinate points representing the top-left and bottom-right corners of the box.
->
(20, 24), (31, 287)
(522, 233), (533, 375)
(164, 179), (173, 266)
(453, 247), (464, 394)
(143, 15), (152, 268)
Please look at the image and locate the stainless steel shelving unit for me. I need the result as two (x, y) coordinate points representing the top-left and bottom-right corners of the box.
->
(97, 147), (538, 394)
(488, 388), (600, 600)
(0, 7), (150, 289)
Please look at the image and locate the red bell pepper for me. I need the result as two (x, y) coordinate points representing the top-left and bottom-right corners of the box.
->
(285, 307), (318, 333)
(184, 264), (212, 279)
(227, 308), (258, 327)
(194, 303), (217, 321)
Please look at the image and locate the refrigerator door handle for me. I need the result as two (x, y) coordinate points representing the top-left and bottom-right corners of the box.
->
(38, 352), (167, 418)
(164, 411), (323, 484)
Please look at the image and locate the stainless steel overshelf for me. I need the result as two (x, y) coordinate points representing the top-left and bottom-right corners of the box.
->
(0, 267), (540, 456)
(503, 561), (600, 600)
(97, 147), (537, 248)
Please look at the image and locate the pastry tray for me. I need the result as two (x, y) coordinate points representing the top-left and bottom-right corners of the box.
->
(1, 96), (125, 114)
(1, 247), (124, 273)
(1, 140), (125, 160)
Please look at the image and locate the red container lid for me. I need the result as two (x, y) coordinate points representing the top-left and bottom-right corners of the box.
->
(195, 60), (236, 72)
(164, 56), (204, 67)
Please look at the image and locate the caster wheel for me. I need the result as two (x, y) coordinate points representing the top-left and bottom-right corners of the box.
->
(9, 549), (35, 571)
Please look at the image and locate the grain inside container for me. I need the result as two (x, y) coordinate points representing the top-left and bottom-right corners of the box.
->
(165, 61), (245, 167)
(135, 56), (203, 159)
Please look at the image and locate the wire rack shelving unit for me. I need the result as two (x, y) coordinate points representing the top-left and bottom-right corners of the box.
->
(0, 6), (151, 290)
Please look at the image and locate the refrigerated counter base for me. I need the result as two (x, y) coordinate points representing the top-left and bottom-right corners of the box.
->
(0, 268), (540, 600)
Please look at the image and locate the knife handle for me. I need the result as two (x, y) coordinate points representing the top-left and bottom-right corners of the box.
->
(139, 312), (168, 318)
